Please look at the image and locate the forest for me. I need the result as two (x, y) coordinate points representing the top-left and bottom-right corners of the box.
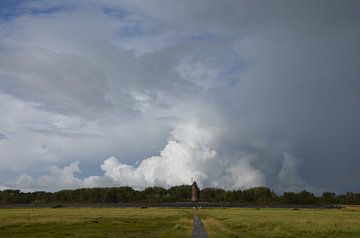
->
(0, 186), (359, 205)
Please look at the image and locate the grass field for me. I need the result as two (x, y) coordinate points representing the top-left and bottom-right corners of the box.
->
(0, 208), (193, 238)
(1, 207), (360, 237)
(199, 207), (360, 238)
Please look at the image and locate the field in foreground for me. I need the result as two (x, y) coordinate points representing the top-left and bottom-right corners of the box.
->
(199, 206), (360, 238)
(0, 208), (192, 238)
(1, 207), (360, 237)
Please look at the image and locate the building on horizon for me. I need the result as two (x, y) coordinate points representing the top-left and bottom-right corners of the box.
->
(191, 181), (200, 206)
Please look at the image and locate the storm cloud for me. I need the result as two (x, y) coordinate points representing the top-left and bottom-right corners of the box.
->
(0, 0), (359, 193)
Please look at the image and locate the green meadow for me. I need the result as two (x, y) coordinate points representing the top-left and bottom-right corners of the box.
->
(199, 206), (360, 238)
(0, 208), (193, 238)
(0, 207), (360, 237)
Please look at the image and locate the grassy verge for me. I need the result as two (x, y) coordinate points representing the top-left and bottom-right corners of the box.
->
(0, 207), (193, 238)
(198, 207), (360, 238)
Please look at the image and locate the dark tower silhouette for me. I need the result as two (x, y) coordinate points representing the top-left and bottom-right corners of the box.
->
(191, 181), (200, 206)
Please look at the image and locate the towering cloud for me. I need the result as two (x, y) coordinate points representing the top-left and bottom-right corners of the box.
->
(6, 119), (310, 192)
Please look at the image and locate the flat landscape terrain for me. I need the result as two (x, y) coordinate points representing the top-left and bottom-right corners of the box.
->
(199, 206), (360, 238)
(0, 206), (360, 237)
(0, 208), (193, 238)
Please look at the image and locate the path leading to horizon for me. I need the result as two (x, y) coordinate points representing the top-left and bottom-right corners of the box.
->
(192, 209), (208, 238)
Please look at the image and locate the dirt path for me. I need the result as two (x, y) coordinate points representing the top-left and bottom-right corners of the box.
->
(192, 210), (208, 238)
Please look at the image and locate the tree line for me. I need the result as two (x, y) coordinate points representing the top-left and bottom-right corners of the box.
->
(0, 186), (359, 205)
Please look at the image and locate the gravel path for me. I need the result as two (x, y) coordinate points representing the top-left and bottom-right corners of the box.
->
(192, 210), (208, 238)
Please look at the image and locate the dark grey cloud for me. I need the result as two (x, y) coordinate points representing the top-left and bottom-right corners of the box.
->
(0, 0), (359, 193)
(0, 133), (8, 140)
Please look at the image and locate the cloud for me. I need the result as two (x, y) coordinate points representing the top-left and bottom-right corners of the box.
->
(0, 133), (8, 140)
(12, 162), (81, 191)
(1, 0), (360, 193)
(9, 119), (317, 193)
(276, 153), (317, 193)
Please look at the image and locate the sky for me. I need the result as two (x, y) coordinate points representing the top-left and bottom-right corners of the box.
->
(0, 0), (359, 193)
